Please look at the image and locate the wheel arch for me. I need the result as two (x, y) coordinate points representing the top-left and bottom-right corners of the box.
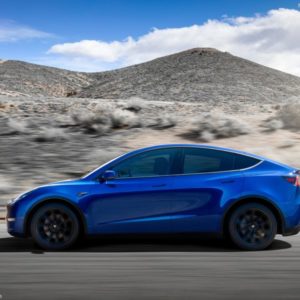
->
(24, 197), (87, 237)
(222, 196), (285, 236)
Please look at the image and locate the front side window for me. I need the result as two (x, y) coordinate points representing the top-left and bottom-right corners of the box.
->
(111, 148), (178, 178)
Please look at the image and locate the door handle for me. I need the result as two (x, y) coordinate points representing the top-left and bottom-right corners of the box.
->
(221, 179), (235, 184)
(152, 184), (167, 188)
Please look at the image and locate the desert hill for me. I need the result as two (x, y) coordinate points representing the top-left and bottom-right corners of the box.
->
(1, 48), (300, 103)
(0, 59), (91, 97)
(81, 48), (300, 103)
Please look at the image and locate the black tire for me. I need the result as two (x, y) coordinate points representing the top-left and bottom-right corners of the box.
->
(228, 203), (277, 251)
(30, 203), (80, 250)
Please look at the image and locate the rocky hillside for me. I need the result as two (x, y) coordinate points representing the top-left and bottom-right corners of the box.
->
(81, 48), (300, 104)
(0, 59), (92, 97)
(1, 48), (300, 103)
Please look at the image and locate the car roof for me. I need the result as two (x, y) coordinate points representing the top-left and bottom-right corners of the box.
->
(134, 144), (263, 159)
(133, 144), (294, 170)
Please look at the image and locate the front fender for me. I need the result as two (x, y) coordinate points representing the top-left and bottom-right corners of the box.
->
(12, 189), (86, 236)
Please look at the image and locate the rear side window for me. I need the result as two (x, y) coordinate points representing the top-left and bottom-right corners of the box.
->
(182, 148), (260, 174)
(234, 153), (260, 169)
(182, 148), (235, 174)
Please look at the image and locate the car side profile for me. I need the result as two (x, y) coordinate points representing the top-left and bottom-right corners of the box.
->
(7, 144), (300, 251)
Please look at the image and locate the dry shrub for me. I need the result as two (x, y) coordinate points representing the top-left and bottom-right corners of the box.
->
(148, 115), (177, 129)
(188, 113), (250, 141)
(7, 118), (29, 134)
(34, 127), (68, 142)
(71, 107), (111, 133)
(70, 102), (178, 133)
(71, 106), (140, 132)
(262, 119), (284, 131)
(199, 130), (215, 142)
(276, 98), (300, 129)
(110, 109), (140, 129)
(124, 97), (145, 113)
(264, 98), (300, 131)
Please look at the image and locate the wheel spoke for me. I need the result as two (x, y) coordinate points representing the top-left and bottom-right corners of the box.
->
(37, 208), (74, 246)
(235, 208), (273, 246)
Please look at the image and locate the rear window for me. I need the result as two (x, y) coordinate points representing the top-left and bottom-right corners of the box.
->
(234, 154), (260, 169)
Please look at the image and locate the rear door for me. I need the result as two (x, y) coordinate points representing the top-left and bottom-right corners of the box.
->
(169, 147), (245, 233)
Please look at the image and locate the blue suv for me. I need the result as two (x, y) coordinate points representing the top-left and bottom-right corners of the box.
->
(6, 144), (300, 250)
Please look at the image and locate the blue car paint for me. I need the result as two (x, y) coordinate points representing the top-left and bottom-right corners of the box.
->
(6, 144), (300, 237)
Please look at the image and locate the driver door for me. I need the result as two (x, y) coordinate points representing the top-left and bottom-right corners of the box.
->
(88, 148), (180, 233)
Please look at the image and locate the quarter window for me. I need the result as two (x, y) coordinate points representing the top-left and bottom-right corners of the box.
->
(234, 153), (260, 169)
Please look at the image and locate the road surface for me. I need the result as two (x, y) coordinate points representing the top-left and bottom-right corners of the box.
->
(0, 223), (300, 299)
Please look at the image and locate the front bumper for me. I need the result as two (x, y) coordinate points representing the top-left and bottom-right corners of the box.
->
(6, 204), (26, 237)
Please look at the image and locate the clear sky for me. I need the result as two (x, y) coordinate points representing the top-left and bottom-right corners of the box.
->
(1, 0), (300, 74)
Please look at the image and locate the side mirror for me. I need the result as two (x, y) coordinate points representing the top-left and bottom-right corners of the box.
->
(100, 170), (117, 182)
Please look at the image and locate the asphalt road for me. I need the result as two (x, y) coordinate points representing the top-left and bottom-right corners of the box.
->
(0, 224), (300, 300)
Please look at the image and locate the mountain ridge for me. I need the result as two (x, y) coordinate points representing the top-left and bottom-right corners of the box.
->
(1, 48), (300, 103)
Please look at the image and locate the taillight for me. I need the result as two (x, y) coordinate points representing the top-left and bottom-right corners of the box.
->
(284, 171), (300, 187)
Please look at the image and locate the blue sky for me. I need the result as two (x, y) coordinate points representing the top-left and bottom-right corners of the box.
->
(1, 0), (300, 74)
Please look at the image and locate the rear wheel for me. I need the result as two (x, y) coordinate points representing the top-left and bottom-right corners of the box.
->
(30, 203), (80, 250)
(228, 203), (277, 250)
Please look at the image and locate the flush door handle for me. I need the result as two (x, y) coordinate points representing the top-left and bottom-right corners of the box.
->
(221, 179), (235, 184)
(152, 183), (167, 188)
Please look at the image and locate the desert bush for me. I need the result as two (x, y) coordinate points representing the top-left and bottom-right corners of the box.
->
(34, 127), (68, 142)
(92, 102), (114, 114)
(188, 113), (250, 141)
(110, 109), (140, 129)
(71, 106), (140, 132)
(124, 97), (145, 113)
(276, 98), (300, 129)
(71, 108), (111, 133)
(148, 114), (177, 129)
(70, 101), (178, 133)
(199, 130), (215, 142)
(262, 119), (284, 131)
(71, 109), (110, 126)
(7, 118), (29, 134)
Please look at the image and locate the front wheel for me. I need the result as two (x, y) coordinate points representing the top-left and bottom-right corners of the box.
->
(228, 203), (277, 251)
(30, 203), (80, 250)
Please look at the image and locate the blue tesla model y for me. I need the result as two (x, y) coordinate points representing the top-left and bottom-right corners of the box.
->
(6, 144), (300, 250)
